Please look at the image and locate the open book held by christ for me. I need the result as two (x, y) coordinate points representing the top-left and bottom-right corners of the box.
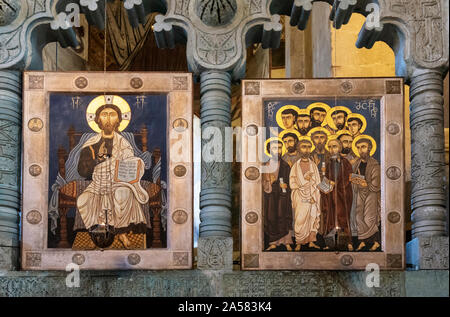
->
(114, 160), (142, 184)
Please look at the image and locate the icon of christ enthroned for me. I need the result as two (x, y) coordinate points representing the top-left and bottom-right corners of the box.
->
(49, 95), (165, 250)
(76, 95), (149, 249)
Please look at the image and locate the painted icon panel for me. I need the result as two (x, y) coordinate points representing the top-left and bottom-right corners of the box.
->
(241, 78), (405, 270)
(22, 72), (193, 270)
(47, 93), (168, 250)
(263, 98), (381, 253)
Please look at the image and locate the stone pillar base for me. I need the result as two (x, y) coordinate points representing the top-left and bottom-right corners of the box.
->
(0, 246), (19, 271)
(197, 237), (233, 271)
(406, 236), (449, 270)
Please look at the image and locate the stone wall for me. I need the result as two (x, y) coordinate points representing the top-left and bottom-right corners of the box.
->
(0, 270), (447, 297)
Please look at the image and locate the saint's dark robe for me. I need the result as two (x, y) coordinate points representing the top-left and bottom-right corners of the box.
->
(263, 159), (293, 243)
(322, 157), (353, 237)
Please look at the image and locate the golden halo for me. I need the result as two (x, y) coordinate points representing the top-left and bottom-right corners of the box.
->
(297, 108), (310, 117)
(352, 134), (377, 158)
(336, 129), (353, 138)
(307, 102), (331, 113)
(298, 136), (315, 153)
(324, 106), (352, 131)
(279, 128), (302, 142)
(86, 95), (131, 133)
(307, 126), (331, 138)
(264, 137), (286, 157)
(276, 105), (299, 130)
(346, 113), (367, 134)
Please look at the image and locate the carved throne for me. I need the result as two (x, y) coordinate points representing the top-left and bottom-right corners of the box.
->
(56, 125), (163, 249)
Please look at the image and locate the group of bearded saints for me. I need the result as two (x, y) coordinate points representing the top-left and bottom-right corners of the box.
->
(263, 103), (381, 252)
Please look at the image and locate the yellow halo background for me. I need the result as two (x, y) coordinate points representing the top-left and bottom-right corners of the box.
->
(279, 128), (302, 141)
(307, 102), (331, 113)
(298, 136), (315, 153)
(307, 126), (331, 137)
(86, 95), (131, 133)
(264, 137), (286, 157)
(336, 129), (353, 138)
(297, 108), (310, 116)
(276, 105), (299, 129)
(352, 134), (377, 157)
(324, 106), (352, 130)
(346, 113), (367, 133)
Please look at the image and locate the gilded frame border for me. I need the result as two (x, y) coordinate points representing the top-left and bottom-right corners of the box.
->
(241, 78), (405, 270)
(22, 72), (193, 270)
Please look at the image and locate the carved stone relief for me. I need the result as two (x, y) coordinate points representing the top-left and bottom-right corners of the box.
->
(197, 237), (233, 269)
(72, 253), (85, 265)
(29, 75), (44, 89)
(243, 254), (259, 268)
(387, 254), (403, 268)
(172, 210), (188, 224)
(28, 118), (43, 132)
(245, 211), (259, 224)
(26, 210), (42, 225)
(173, 252), (189, 266)
(291, 82), (305, 94)
(25, 252), (41, 267)
(244, 166), (260, 181)
(386, 166), (402, 180)
(245, 81), (260, 95)
(74, 76), (88, 89)
(173, 76), (188, 90)
(28, 164), (42, 177)
(127, 253), (141, 265)
(387, 0), (446, 68)
(388, 211), (401, 224)
(0, 119), (20, 187)
(130, 77), (143, 89)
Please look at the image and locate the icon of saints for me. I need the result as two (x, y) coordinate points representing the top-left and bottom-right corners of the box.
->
(77, 95), (149, 249)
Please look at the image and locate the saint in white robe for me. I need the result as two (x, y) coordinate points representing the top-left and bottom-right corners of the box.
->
(289, 158), (321, 245)
(76, 132), (149, 231)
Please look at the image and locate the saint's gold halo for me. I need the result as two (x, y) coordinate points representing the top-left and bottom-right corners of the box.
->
(346, 113), (367, 134)
(352, 134), (377, 157)
(297, 108), (310, 116)
(298, 136), (315, 153)
(86, 95), (131, 133)
(264, 137), (286, 157)
(336, 129), (353, 138)
(324, 106), (352, 131)
(307, 126), (331, 137)
(307, 102), (331, 113)
(279, 128), (302, 142)
(276, 105), (300, 130)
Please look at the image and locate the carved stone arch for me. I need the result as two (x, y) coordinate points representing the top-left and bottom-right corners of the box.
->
(0, 0), (168, 70)
(153, 0), (282, 79)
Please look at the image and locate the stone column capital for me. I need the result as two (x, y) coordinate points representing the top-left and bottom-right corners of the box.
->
(356, 0), (449, 81)
(152, 0), (282, 80)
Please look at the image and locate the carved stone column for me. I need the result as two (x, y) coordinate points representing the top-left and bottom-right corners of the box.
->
(0, 70), (21, 270)
(350, 0), (449, 270)
(151, 0), (282, 270)
(406, 68), (449, 269)
(197, 71), (233, 270)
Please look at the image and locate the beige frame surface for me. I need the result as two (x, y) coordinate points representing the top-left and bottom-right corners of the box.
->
(241, 78), (405, 270)
(22, 72), (193, 270)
